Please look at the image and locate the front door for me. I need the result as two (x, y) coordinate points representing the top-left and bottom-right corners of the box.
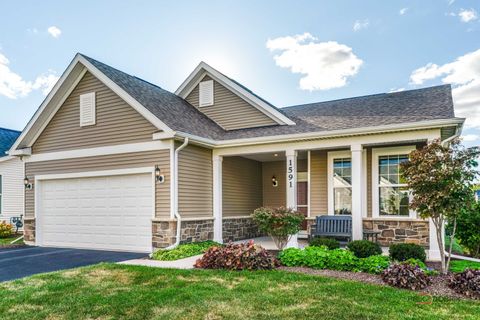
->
(297, 180), (308, 230)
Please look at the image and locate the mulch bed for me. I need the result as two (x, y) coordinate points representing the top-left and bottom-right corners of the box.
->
(278, 266), (468, 300)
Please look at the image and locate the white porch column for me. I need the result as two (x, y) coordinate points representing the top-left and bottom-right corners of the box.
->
(428, 218), (442, 261)
(351, 144), (364, 240)
(285, 149), (298, 248)
(213, 155), (223, 243)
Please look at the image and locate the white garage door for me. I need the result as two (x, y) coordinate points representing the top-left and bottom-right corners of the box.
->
(38, 173), (153, 253)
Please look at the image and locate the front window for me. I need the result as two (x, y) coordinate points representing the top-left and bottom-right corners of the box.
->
(378, 155), (410, 216)
(333, 158), (352, 215)
(0, 175), (2, 214)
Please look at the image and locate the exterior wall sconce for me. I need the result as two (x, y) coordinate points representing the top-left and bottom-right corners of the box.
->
(271, 175), (278, 187)
(155, 165), (165, 183)
(24, 177), (33, 190)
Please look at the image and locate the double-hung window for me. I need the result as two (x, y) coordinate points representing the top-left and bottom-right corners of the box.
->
(328, 151), (352, 215)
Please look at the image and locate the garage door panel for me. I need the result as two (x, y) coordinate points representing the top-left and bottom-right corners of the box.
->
(39, 173), (153, 252)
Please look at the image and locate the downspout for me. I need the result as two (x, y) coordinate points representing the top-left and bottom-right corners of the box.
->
(166, 137), (189, 249)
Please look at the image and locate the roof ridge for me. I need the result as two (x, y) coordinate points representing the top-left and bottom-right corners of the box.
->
(283, 84), (451, 110)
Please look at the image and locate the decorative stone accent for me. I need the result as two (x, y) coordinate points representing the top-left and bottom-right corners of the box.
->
(222, 217), (263, 242)
(152, 220), (177, 248)
(23, 218), (35, 243)
(179, 219), (214, 243)
(363, 219), (429, 248)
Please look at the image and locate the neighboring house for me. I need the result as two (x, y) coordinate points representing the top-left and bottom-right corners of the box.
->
(0, 128), (23, 224)
(9, 53), (464, 260)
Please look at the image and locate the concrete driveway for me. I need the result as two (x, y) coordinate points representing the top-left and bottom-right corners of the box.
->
(0, 246), (147, 282)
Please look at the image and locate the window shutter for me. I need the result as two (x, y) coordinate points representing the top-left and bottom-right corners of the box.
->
(199, 80), (214, 107)
(80, 92), (96, 126)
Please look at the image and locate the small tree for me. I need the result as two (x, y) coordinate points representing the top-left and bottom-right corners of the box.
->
(401, 138), (479, 274)
(453, 202), (480, 258)
(252, 207), (304, 250)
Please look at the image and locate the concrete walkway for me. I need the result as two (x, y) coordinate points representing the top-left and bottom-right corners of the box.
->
(118, 254), (202, 269)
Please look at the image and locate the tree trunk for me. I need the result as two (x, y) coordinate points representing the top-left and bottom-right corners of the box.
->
(446, 218), (457, 272)
(433, 216), (446, 274)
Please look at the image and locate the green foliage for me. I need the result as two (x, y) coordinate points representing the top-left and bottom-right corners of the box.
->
(347, 240), (382, 258)
(450, 260), (480, 273)
(444, 236), (465, 255)
(389, 243), (426, 262)
(152, 241), (220, 261)
(194, 240), (278, 270)
(0, 222), (13, 238)
(449, 269), (480, 299)
(452, 202), (480, 258)
(382, 262), (431, 290)
(309, 237), (340, 250)
(252, 207), (305, 250)
(278, 246), (390, 274)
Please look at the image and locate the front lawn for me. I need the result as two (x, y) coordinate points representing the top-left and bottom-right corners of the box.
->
(450, 260), (480, 273)
(0, 235), (23, 246)
(0, 264), (479, 320)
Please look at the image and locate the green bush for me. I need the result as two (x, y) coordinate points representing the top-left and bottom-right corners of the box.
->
(452, 203), (480, 258)
(278, 246), (391, 274)
(0, 222), (13, 238)
(152, 241), (220, 261)
(309, 237), (340, 250)
(445, 236), (465, 255)
(347, 240), (382, 258)
(252, 207), (304, 250)
(389, 243), (426, 262)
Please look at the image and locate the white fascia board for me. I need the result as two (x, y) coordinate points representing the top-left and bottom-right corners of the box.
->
(175, 61), (296, 126)
(34, 167), (154, 181)
(8, 148), (32, 157)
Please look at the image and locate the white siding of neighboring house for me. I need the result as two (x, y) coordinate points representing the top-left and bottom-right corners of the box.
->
(0, 157), (24, 224)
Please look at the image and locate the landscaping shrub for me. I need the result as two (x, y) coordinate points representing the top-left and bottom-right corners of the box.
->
(252, 207), (304, 250)
(381, 263), (431, 290)
(452, 202), (480, 258)
(449, 268), (480, 299)
(347, 240), (382, 258)
(355, 255), (391, 274)
(389, 243), (426, 262)
(309, 237), (340, 250)
(0, 222), (13, 238)
(194, 240), (279, 270)
(152, 241), (220, 261)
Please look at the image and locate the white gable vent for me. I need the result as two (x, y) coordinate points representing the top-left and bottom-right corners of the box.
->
(199, 80), (214, 107)
(79, 92), (96, 126)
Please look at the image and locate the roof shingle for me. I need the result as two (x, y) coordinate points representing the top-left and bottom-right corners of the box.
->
(0, 128), (21, 157)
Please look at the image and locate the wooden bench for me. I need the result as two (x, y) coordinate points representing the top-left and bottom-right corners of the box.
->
(310, 215), (352, 243)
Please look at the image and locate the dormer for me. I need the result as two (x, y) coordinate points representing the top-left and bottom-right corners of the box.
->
(175, 62), (295, 131)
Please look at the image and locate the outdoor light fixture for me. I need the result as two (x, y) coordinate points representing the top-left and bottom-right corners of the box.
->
(271, 175), (278, 187)
(155, 165), (165, 183)
(24, 177), (33, 190)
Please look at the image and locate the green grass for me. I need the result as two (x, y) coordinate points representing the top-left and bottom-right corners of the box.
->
(450, 260), (480, 273)
(152, 241), (220, 261)
(445, 237), (464, 255)
(0, 264), (479, 320)
(0, 235), (23, 246)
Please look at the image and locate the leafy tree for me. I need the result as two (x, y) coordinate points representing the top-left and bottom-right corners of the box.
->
(400, 138), (479, 274)
(452, 202), (480, 258)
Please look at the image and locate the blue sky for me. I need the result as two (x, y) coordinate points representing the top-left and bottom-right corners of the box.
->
(1, 0), (479, 146)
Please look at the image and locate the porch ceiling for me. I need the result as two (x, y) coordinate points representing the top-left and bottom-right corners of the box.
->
(239, 150), (307, 162)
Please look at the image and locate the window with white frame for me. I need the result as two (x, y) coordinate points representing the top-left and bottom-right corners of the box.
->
(373, 146), (416, 218)
(328, 151), (353, 216)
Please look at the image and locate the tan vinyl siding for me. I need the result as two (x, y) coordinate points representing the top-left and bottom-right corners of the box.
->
(310, 150), (327, 216)
(186, 75), (277, 130)
(223, 157), (262, 217)
(262, 161), (286, 208)
(178, 145), (213, 218)
(25, 150), (170, 218)
(33, 71), (158, 153)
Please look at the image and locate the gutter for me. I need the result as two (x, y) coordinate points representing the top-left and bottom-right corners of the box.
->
(165, 137), (189, 249)
(441, 121), (463, 147)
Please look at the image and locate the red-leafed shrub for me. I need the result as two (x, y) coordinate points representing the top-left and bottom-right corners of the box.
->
(449, 268), (480, 299)
(381, 263), (431, 290)
(194, 240), (279, 270)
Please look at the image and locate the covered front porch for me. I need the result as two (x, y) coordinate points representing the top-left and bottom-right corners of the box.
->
(211, 129), (442, 260)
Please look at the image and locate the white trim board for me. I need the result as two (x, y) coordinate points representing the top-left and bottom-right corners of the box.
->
(371, 145), (417, 219)
(25, 141), (172, 163)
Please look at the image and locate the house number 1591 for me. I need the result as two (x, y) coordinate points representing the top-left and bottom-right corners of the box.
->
(287, 159), (294, 188)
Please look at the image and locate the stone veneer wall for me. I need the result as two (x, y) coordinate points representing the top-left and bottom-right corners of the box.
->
(152, 219), (214, 248)
(222, 217), (263, 242)
(363, 219), (429, 248)
(152, 220), (177, 248)
(23, 218), (35, 243)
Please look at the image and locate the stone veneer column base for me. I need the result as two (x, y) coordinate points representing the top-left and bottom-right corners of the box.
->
(152, 218), (215, 249)
(23, 217), (36, 245)
(152, 220), (177, 249)
(222, 217), (263, 242)
(363, 218), (430, 248)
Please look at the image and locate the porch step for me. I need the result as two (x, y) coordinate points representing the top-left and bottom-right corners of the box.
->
(298, 230), (309, 239)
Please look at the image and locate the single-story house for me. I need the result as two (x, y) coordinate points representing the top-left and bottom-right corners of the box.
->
(9, 53), (464, 259)
(0, 128), (23, 224)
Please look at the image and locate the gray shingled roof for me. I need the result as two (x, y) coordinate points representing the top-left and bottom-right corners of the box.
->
(82, 54), (456, 141)
(0, 128), (21, 157)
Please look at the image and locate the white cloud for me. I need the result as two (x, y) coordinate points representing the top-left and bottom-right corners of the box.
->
(389, 87), (405, 93)
(458, 9), (477, 22)
(399, 8), (408, 15)
(462, 134), (480, 142)
(409, 49), (480, 130)
(0, 52), (59, 99)
(353, 19), (369, 32)
(266, 32), (363, 91)
(47, 26), (62, 38)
